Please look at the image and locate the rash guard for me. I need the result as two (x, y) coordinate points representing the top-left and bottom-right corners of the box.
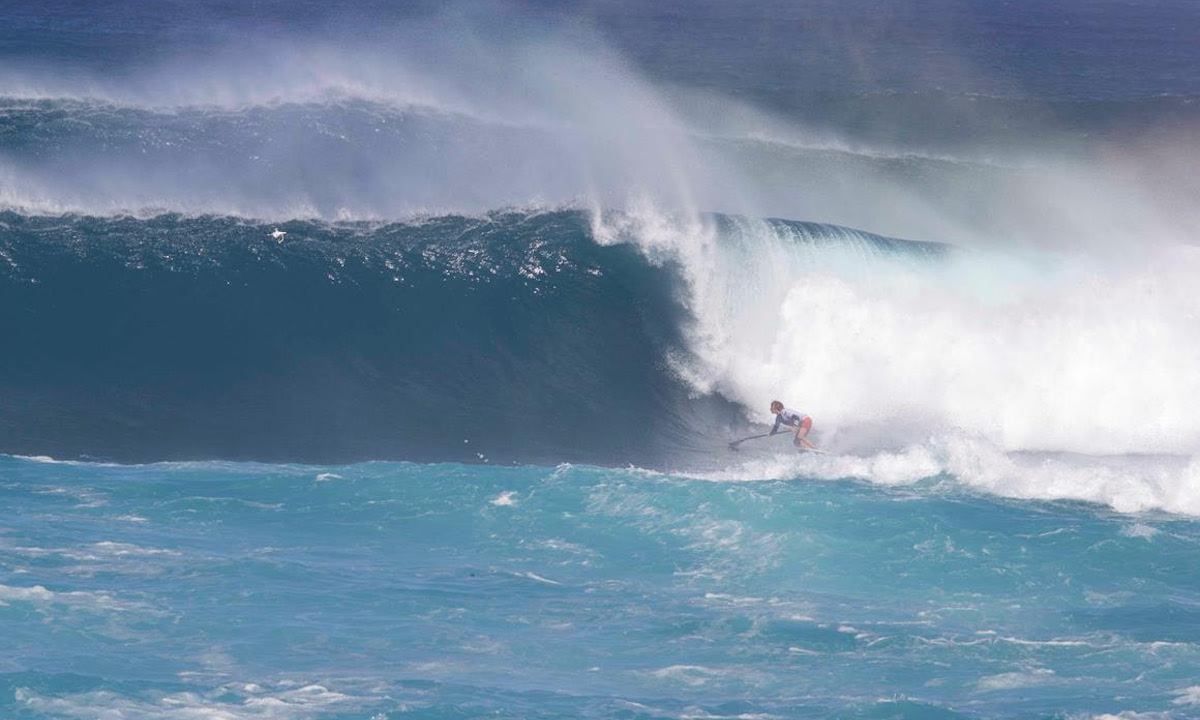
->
(772, 407), (809, 434)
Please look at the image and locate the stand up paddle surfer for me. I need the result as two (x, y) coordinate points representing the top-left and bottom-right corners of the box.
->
(770, 400), (818, 450)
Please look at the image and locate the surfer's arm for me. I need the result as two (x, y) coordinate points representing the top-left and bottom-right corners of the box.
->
(770, 416), (781, 435)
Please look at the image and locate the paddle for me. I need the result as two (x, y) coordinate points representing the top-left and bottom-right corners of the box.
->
(727, 432), (775, 450)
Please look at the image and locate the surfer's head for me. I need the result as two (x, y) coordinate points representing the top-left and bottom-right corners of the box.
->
(770, 400), (783, 413)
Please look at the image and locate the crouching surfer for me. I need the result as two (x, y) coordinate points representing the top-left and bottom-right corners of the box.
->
(770, 400), (818, 451)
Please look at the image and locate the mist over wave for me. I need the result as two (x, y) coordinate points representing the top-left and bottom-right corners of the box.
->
(2, 7), (1198, 248)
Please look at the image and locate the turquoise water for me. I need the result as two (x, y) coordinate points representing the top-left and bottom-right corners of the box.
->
(3, 455), (1197, 719)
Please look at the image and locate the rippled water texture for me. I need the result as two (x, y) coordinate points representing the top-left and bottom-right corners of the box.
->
(2, 456), (1198, 719)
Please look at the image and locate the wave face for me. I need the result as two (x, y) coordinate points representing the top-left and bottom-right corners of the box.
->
(0, 210), (753, 465)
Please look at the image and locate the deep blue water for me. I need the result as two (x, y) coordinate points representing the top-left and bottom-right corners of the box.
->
(2, 2), (1199, 719)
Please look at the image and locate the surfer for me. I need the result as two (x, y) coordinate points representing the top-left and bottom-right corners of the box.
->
(770, 400), (818, 450)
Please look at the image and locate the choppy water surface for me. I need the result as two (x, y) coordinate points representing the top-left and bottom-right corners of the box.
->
(2, 456), (1198, 719)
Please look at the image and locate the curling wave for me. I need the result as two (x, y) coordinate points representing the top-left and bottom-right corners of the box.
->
(4, 206), (1200, 515)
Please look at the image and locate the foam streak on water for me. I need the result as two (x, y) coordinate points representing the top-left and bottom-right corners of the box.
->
(1, 455), (1198, 720)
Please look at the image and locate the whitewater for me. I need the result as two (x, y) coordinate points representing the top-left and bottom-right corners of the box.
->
(2, 1), (1199, 719)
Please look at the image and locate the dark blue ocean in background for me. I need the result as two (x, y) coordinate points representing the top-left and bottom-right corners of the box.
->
(2, 2), (1199, 719)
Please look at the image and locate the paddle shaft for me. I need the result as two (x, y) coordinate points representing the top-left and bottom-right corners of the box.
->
(728, 432), (775, 449)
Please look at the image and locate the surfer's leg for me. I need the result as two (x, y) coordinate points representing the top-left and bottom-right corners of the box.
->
(795, 417), (817, 450)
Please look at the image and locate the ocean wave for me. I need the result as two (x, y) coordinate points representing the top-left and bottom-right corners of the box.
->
(3, 206), (1199, 515)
